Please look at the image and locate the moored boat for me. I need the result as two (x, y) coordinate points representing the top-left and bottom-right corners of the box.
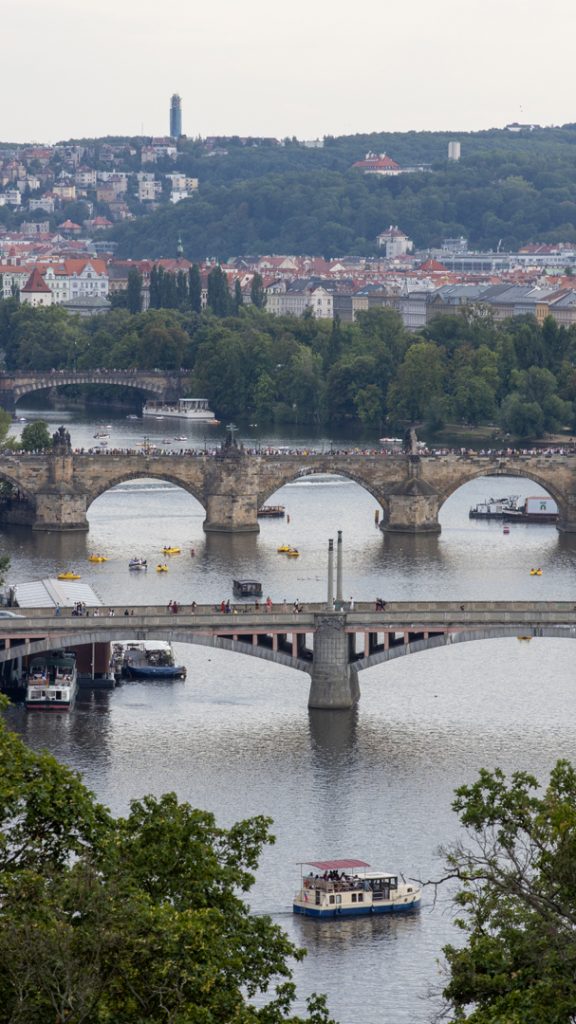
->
(293, 859), (422, 918)
(112, 641), (186, 681)
(469, 495), (520, 519)
(257, 505), (286, 518)
(502, 496), (558, 523)
(25, 652), (78, 711)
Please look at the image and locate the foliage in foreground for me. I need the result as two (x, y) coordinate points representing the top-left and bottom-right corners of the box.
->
(441, 760), (576, 1023)
(0, 709), (334, 1024)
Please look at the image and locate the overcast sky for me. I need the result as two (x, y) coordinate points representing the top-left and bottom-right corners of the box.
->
(5, 0), (575, 143)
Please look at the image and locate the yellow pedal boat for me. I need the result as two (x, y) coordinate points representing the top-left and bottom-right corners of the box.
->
(156, 564), (169, 572)
(277, 544), (291, 553)
(286, 548), (300, 558)
(529, 568), (542, 576)
(57, 571), (81, 580)
(162, 546), (181, 555)
(88, 554), (108, 563)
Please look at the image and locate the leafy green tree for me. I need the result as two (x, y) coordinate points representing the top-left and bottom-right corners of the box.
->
(207, 265), (231, 316)
(126, 267), (143, 314)
(188, 263), (202, 313)
(0, 711), (335, 1024)
(440, 760), (576, 1023)
(0, 407), (12, 446)
(234, 278), (244, 313)
(19, 420), (52, 451)
(251, 272), (266, 309)
(387, 341), (446, 422)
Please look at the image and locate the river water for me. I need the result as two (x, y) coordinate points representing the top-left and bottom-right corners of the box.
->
(3, 406), (576, 1023)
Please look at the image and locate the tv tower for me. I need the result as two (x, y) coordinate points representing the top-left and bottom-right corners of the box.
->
(170, 94), (182, 138)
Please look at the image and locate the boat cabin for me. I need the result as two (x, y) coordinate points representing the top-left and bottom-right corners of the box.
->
(232, 579), (263, 598)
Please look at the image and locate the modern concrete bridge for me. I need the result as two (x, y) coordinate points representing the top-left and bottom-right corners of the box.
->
(1, 601), (574, 709)
(0, 369), (186, 411)
(0, 445), (575, 533)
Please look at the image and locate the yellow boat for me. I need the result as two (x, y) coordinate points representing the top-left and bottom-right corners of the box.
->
(88, 554), (108, 563)
(156, 564), (168, 572)
(529, 568), (543, 576)
(162, 546), (181, 555)
(57, 571), (81, 581)
(286, 548), (300, 558)
(277, 544), (291, 553)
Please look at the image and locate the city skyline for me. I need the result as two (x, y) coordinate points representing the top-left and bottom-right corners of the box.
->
(3, 0), (576, 143)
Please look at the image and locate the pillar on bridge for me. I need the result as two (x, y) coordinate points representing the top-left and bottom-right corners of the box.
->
(202, 451), (260, 533)
(381, 477), (441, 534)
(33, 452), (89, 531)
(308, 613), (360, 710)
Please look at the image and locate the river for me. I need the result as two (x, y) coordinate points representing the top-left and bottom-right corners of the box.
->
(3, 405), (576, 1023)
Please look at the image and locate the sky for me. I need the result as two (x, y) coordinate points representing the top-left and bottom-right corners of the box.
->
(4, 0), (576, 143)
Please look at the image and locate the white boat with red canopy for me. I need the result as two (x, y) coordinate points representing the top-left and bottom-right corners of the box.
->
(293, 858), (421, 918)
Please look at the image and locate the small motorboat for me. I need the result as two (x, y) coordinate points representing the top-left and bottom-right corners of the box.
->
(503, 526), (510, 535)
(128, 558), (147, 570)
(156, 564), (168, 572)
(57, 571), (81, 581)
(277, 544), (291, 553)
(293, 859), (422, 918)
(93, 432), (110, 439)
(162, 546), (181, 555)
(175, 436), (187, 441)
(88, 554), (108, 563)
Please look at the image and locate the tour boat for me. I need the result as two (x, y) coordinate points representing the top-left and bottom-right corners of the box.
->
(162, 546), (181, 555)
(25, 652), (78, 711)
(57, 571), (81, 580)
(88, 554), (108, 563)
(128, 558), (147, 570)
(293, 859), (422, 918)
(142, 398), (215, 420)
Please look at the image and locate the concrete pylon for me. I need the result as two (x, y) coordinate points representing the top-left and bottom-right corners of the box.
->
(308, 613), (360, 709)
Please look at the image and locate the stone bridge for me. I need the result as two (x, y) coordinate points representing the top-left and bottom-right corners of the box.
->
(0, 448), (575, 534)
(0, 369), (187, 411)
(0, 601), (574, 709)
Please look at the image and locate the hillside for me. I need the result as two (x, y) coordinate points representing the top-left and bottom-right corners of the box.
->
(109, 126), (576, 259)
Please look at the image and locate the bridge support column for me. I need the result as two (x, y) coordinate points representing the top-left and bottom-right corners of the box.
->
(308, 613), (360, 710)
(33, 491), (89, 531)
(557, 495), (576, 532)
(381, 475), (441, 534)
(202, 454), (260, 533)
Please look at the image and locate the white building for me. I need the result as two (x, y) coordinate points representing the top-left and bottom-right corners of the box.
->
(376, 226), (413, 258)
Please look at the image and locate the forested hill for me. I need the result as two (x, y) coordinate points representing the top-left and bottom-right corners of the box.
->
(110, 125), (576, 259)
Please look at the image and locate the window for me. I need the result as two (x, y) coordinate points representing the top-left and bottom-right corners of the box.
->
(351, 893), (357, 903)
(329, 895), (335, 904)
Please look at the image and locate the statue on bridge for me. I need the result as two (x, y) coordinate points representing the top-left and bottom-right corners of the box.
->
(404, 426), (419, 457)
(52, 425), (72, 453)
(217, 422), (244, 459)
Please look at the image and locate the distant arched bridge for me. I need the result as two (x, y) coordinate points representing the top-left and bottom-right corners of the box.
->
(0, 447), (575, 534)
(1, 601), (574, 709)
(0, 369), (188, 410)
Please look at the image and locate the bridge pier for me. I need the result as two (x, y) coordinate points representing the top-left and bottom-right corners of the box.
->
(308, 613), (360, 709)
(202, 453), (260, 533)
(33, 452), (89, 531)
(381, 477), (441, 534)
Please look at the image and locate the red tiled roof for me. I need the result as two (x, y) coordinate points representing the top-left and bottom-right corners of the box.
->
(21, 267), (51, 293)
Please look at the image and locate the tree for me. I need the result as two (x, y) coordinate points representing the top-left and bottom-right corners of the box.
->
(251, 272), (266, 309)
(440, 760), (576, 1023)
(19, 420), (52, 451)
(188, 264), (202, 313)
(0, 711), (335, 1024)
(126, 267), (143, 314)
(234, 278), (244, 313)
(207, 265), (231, 316)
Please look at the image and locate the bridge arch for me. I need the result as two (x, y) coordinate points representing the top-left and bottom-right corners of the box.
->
(436, 464), (562, 512)
(354, 624), (576, 673)
(84, 468), (207, 513)
(0, 629), (309, 676)
(256, 462), (389, 511)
